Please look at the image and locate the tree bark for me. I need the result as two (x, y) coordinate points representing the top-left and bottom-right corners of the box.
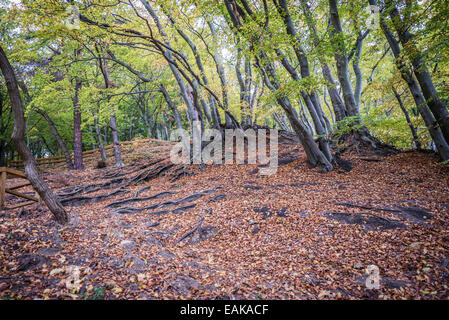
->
(72, 75), (84, 170)
(378, 7), (449, 160)
(273, 0), (332, 161)
(206, 18), (228, 127)
(160, 84), (190, 152)
(328, 0), (359, 118)
(224, 0), (333, 170)
(97, 46), (123, 166)
(34, 107), (74, 169)
(351, 31), (368, 112)
(392, 87), (422, 150)
(235, 45), (252, 126)
(94, 115), (107, 163)
(163, 8), (218, 128)
(0, 45), (68, 224)
(16, 78), (74, 169)
(140, 0), (199, 130)
(386, 0), (449, 144)
(109, 113), (122, 166)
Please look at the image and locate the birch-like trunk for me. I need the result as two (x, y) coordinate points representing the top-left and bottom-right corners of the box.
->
(0, 45), (68, 224)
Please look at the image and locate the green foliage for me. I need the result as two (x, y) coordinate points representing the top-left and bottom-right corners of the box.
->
(0, 0), (447, 162)
(332, 116), (364, 135)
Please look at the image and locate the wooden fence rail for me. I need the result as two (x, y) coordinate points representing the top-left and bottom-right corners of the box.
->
(0, 167), (39, 210)
(9, 138), (170, 168)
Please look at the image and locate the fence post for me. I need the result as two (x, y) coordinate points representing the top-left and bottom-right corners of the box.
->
(0, 168), (6, 209)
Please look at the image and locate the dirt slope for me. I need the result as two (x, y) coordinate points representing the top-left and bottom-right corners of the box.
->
(1, 139), (449, 300)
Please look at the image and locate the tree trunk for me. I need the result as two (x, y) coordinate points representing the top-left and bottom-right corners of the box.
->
(16, 78), (74, 169)
(109, 113), (123, 166)
(0, 45), (68, 224)
(34, 107), (74, 169)
(328, 0), (359, 118)
(163, 8), (217, 128)
(160, 84), (190, 152)
(236, 46), (252, 126)
(379, 10), (449, 160)
(224, 0), (333, 170)
(300, 0), (348, 122)
(321, 63), (347, 122)
(206, 19), (228, 127)
(140, 0), (198, 130)
(392, 87), (422, 150)
(97, 46), (123, 166)
(386, 0), (449, 144)
(274, 0), (332, 161)
(72, 76), (84, 170)
(352, 31), (365, 112)
(94, 116), (107, 162)
(89, 125), (96, 150)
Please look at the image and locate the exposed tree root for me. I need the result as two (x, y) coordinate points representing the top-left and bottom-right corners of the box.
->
(172, 203), (197, 214)
(133, 186), (151, 198)
(206, 194), (226, 203)
(125, 163), (175, 187)
(325, 211), (406, 231)
(333, 202), (400, 213)
(359, 158), (385, 162)
(109, 192), (207, 214)
(175, 216), (219, 245)
(58, 177), (125, 198)
(59, 188), (129, 206)
(105, 191), (177, 209)
(332, 202), (433, 224)
(332, 128), (399, 158)
(175, 216), (204, 245)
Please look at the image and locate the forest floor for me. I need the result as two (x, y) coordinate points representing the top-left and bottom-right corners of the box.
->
(1, 136), (449, 300)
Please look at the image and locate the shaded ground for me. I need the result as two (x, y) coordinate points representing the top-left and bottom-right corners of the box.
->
(1, 138), (449, 300)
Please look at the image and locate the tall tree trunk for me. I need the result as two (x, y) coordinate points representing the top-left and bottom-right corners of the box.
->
(236, 46), (252, 126)
(323, 90), (336, 125)
(385, 0), (449, 143)
(160, 84), (190, 152)
(224, 0), (333, 170)
(97, 46), (123, 166)
(140, 0), (199, 130)
(109, 113), (122, 166)
(94, 115), (107, 163)
(0, 45), (68, 224)
(72, 76), (84, 170)
(273, 111), (290, 131)
(321, 64), (347, 122)
(34, 107), (74, 169)
(352, 31), (366, 112)
(328, 0), (359, 118)
(89, 125), (96, 150)
(275, 48), (333, 161)
(378, 6), (449, 160)
(273, 0), (332, 161)
(300, 0), (348, 121)
(392, 87), (422, 150)
(206, 19), (228, 127)
(163, 8), (218, 129)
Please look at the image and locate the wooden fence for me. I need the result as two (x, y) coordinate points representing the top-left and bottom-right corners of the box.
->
(9, 138), (170, 168)
(0, 167), (39, 210)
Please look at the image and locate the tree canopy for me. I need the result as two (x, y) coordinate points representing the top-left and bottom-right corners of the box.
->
(1, 0), (449, 167)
